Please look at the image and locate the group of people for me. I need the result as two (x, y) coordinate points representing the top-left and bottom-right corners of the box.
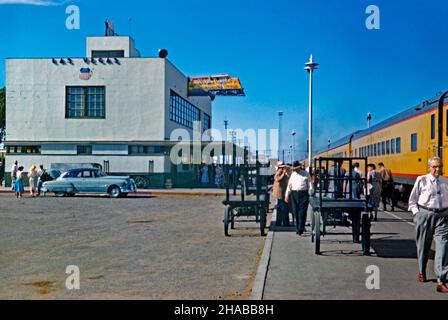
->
(10, 161), (49, 198)
(273, 156), (448, 293)
(272, 160), (313, 236)
(272, 159), (397, 254)
(200, 164), (224, 188)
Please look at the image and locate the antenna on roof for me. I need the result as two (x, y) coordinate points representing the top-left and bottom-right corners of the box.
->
(105, 19), (117, 36)
(128, 17), (132, 37)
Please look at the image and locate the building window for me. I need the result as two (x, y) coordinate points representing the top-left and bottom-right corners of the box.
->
(92, 50), (125, 58)
(77, 145), (92, 155)
(396, 137), (401, 153)
(391, 139), (395, 154)
(6, 145), (41, 154)
(377, 142), (381, 156)
(411, 133), (417, 152)
(169, 91), (200, 129)
(66, 86), (105, 119)
(381, 141), (385, 155)
(202, 113), (211, 133)
(386, 140), (390, 155)
(431, 114), (435, 140)
(373, 144), (377, 156)
(128, 145), (163, 155)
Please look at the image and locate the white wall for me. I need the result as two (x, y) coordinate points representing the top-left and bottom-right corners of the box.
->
(86, 36), (140, 58)
(6, 58), (166, 143)
(4, 154), (167, 174)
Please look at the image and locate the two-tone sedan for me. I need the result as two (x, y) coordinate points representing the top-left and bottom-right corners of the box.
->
(42, 168), (137, 198)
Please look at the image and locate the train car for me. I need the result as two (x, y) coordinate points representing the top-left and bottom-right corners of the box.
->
(309, 91), (448, 196)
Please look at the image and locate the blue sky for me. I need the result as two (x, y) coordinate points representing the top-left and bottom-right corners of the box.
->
(1, 0), (447, 160)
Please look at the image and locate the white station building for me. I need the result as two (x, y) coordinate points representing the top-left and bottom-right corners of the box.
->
(5, 33), (218, 188)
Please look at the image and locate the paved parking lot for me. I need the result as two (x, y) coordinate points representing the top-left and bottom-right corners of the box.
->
(0, 194), (267, 299)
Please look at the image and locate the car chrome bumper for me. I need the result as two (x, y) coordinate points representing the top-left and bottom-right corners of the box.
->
(120, 184), (137, 193)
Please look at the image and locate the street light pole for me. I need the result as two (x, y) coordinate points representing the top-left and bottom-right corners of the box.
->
(291, 130), (296, 162)
(278, 111), (283, 161)
(224, 120), (229, 165)
(305, 54), (318, 172)
(289, 145), (293, 164)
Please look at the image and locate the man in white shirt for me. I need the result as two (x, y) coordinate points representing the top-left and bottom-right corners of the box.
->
(408, 156), (448, 293)
(285, 161), (314, 236)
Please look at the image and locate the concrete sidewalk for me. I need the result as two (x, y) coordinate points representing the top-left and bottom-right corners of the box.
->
(253, 206), (448, 300)
(0, 186), (239, 197)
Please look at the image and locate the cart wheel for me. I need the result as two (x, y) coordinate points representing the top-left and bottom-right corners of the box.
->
(224, 206), (231, 236)
(311, 209), (315, 243)
(260, 209), (267, 236)
(314, 210), (321, 255)
(230, 208), (235, 229)
(322, 209), (328, 236)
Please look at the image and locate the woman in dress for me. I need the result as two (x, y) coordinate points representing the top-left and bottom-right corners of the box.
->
(200, 164), (209, 184)
(367, 163), (382, 221)
(14, 166), (25, 198)
(28, 165), (38, 197)
(214, 165), (223, 188)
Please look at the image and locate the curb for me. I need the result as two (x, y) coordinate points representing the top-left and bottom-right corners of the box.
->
(251, 209), (276, 300)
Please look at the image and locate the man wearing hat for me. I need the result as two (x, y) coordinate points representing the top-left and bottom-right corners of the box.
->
(273, 161), (290, 227)
(285, 161), (314, 235)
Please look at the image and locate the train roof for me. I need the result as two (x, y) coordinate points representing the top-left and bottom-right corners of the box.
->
(315, 92), (443, 155)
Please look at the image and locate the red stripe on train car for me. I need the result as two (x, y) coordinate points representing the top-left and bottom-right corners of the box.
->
(393, 173), (422, 179)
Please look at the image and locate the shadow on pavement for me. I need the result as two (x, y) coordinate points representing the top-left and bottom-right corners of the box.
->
(371, 238), (435, 259)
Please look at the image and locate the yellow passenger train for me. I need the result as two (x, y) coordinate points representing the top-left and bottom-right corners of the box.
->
(309, 91), (448, 191)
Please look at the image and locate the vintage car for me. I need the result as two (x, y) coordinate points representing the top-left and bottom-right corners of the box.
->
(41, 168), (136, 198)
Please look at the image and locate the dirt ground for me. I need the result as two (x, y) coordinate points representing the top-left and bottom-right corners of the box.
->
(0, 194), (269, 299)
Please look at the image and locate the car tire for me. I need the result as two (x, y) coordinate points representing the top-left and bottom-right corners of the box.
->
(108, 185), (121, 198)
(54, 192), (66, 197)
(121, 193), (128, 197)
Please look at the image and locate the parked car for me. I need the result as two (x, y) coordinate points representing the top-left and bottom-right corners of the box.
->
(41, 168), (136, 198)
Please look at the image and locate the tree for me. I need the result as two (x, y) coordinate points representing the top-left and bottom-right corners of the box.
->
(0, 87), (4, 143)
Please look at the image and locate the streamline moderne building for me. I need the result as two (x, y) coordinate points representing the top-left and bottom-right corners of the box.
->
(5, 34), (219, 188)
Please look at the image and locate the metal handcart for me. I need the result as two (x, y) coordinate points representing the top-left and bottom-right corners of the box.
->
(222, 151), (271, 237)
(310, 157), (372, 254)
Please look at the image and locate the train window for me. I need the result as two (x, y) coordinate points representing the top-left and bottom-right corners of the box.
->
(396, 137), (401, 153)
(431, 114), (435, 140)
(386, 140), (390, 154)
(446, 110), (448, 136)
(381, 141), (385, 155)
(374, 144), (377, 156)
(411, 133), (417, 152)
(391, 139), (395, 154)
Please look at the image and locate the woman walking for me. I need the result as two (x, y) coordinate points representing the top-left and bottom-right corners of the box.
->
(28, 165), (38, 197)
(367, 163), (382, 221)
(14, 166), (25, 198)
